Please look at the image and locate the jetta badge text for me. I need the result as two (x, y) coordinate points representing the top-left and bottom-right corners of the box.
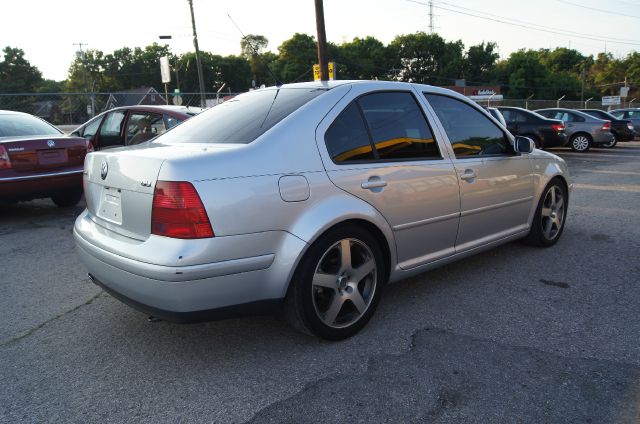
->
(100, 161), (109, 180)
(47, 140), (55, 148)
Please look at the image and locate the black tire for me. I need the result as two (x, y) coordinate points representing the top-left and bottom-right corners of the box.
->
(285, 224), (386, 340)
(522, 178), (568, 247)
(51, 189), (82, 208)
(602, 135), (617, 148)
(569, 133), (591, 152)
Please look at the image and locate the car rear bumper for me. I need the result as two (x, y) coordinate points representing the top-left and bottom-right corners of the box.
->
(0, 168), (83, 201)
(542, 133), (568, 148)
(592, 132), (615, 146)
(74, 212), (307, 320)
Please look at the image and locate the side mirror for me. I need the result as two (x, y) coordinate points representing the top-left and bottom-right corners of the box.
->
(515, 136), (535, 154)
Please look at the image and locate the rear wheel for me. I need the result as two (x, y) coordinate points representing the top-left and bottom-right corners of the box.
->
(285, 225), (385, 340)
(51, 189), (82, 208)
(569, 134), (591, 152)
(522, 179), (568, 247)
(602, 135), (617, 148)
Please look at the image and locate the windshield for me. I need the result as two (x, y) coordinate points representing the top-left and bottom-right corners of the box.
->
(158, 87), (327, 144)
(0, 114), (62, 138)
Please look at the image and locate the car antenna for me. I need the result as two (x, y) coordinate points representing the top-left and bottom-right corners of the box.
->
(227, 13), (283, 87)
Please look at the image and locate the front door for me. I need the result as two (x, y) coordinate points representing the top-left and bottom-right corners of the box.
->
(424, 93), (534, 252)
(317, 89), (460, 269)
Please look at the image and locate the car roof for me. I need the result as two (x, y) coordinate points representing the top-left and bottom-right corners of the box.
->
(0, 110), (34, 116)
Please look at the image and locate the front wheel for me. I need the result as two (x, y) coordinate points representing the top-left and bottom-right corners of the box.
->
(285, 225), (385, 340)
(522, 179), (568, 247)
(569, 134), (591, 152)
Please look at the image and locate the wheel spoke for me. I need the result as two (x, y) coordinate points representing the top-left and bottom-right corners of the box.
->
(541, 207), (553, 217)
(340, 239), (352, 271)
(350, 290), (367, 314)
(350, 258), (375, 284)
(313, 272), (337, 289)
(555, 197), (564, 212)
(550, 186), (557, 205)
(543, 218), (553, 238)
(324, 295), (344, 325)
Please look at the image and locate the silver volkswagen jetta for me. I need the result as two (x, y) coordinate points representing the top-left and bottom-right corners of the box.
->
(74, 80), (571, 340)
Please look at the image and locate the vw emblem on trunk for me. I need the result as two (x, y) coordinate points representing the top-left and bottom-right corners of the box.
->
(100, 161), (109, 180)
(47, 140), (55, 148)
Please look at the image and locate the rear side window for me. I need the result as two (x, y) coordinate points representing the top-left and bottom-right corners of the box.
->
(425, 94), (512, 158)
(325, 103), (375, 162)
(325, 91), (441, 163)
(358, 92), (440, 160)
(160, 88), (326, 144)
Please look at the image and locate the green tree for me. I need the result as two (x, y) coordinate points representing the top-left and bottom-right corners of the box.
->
(0, 47), (43, 93)
(464, 42), (499, 83)
(334, 36), (391, 80)
(275, 33), (317, 83)
(387, 32), (464, 84)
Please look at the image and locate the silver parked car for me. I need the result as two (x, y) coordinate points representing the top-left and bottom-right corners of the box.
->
(74, 81), (571, 340)
(535, 108), (614, 152)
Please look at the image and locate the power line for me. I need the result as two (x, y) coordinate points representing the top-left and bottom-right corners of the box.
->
(555, 0), (640, 19)
(406, 0), (640, 46)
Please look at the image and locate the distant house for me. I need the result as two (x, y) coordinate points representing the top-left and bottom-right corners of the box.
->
(104, 87), (166, 111)
(32, 100), (63, 124)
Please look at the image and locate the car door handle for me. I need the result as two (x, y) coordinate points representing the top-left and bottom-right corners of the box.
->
(361, 177), (387, 190)
(459, 169), (477, 181)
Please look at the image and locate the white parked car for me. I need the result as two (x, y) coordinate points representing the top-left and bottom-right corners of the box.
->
(74, 80), (571, 340)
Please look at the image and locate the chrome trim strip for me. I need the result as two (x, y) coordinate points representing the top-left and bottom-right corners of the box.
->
(393, 211), (460, 231)
(0, 169), (83, 182)
(460, 196), (533, 217)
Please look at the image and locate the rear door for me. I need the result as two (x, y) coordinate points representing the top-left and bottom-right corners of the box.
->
(95, 110), (126, 149)
(316, 87), (460, 269)
(424, 93), (534, 252)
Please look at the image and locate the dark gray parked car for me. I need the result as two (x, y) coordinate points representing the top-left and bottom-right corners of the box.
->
(535, 108), (614, 152)
(610, 108), (640, 135)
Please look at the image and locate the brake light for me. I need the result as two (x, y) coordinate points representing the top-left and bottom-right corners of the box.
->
(0, 145), (12, 170)
(551, 123), (564, 132)
(601, 121), (611, 131)
(151, 181), (214, 239)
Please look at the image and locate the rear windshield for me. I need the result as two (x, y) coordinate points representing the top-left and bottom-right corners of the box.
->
(0, 114), (62, 138)
(159, 87), (327, 144)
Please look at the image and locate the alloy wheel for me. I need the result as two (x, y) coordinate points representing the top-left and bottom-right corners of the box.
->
(572, 135), (590, 152)
(540, 185), (565, 241)
(311, 238), (377, 329)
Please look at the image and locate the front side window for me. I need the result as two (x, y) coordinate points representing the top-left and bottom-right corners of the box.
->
(425, 94), (512, 158)
(80, 116), (102, 139)
(159, 88), (326, 144)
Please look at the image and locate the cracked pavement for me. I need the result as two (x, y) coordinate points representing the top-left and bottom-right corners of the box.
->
(1, 143), (639, 423)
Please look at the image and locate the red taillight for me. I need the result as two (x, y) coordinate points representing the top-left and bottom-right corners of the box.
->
(0, 145), (12, 170)
(601, 121), (611, 131)
(551, 123), (564, 132)
(151, 181), (214, 239)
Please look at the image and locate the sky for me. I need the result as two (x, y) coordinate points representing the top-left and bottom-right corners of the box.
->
(2, 0), (640, 81)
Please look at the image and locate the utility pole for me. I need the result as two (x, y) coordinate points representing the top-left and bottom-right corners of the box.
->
(580, 65), (585, 104)
(187, 0), (206, 107)
(73, 42), (93, 117)
(429, 1), (434, 34)
(314, 0), (329, 81)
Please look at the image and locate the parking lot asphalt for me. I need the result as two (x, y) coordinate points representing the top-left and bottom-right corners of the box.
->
(1, 142), (639, 423)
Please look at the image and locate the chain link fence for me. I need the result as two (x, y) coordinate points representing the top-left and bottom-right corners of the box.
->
(1, 91), (638, 126)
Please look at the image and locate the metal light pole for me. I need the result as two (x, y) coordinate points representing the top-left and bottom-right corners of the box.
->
(314, 0), (329, 81)
(557, 95), (566, 108)
(584, 97), (593, 109)
(187, 0), (206, 107)
(525, 94), (534, 110)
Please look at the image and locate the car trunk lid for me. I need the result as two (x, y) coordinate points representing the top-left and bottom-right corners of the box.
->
(1, 136), (86, 172)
